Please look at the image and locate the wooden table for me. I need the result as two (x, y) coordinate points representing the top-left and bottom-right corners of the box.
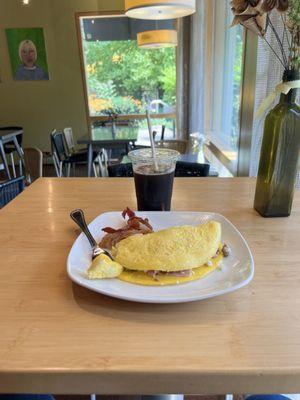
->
(0, 178), (300, 395)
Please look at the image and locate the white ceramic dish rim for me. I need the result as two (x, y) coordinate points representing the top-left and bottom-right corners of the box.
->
(67, 211), (254, 303)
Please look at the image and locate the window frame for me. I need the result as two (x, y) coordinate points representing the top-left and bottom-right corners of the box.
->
(203, 0), (258, 177)
(75, 11), (177, 133)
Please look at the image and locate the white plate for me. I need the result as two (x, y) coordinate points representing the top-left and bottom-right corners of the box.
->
(67, 212), (254, 304)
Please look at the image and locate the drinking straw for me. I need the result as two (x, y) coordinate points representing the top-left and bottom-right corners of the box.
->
(146, 105), (158, 171)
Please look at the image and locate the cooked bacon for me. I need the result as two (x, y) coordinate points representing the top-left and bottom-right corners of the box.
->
(102, 227), (119, 234)
(122, 207), (135, 219)
(99, 207), (153, 249)
(100, 229), (142, 249)
(122, 207), (153, 231)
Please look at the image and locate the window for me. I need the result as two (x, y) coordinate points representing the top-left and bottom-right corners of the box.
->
(205, 0), (244, 175)
(77, 13), (177, 140)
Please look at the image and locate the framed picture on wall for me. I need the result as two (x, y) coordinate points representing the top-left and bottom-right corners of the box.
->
(5, 27), (49, 81)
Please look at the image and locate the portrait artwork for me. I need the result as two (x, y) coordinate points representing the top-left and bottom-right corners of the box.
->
(6, 27), (49, 81)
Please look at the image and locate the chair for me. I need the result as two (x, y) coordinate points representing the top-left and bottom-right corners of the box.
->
(50, 130), (68, 177)
(175, 161), (210, 177)
(51, 130), (104, 177)
(63, 127), (92, 156)
(0, 176), (25, 208)
(63, 127), (77, 155)
(107, 161), (210, 178)
(108, 163), (134, 177)
(24, 147), (43, 183)
(96, 148), (109, 177)
(156, 139), (188, 154)
(63, 127), (108, 176)
(0, 126), (23, 178)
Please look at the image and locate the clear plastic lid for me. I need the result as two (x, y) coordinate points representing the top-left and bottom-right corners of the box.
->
(128, 148), (180, 175)
(128, 148), (179, 163)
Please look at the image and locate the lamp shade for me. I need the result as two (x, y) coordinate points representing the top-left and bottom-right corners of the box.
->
(137, 29), (178, 48)
(125, 0), (195, 20)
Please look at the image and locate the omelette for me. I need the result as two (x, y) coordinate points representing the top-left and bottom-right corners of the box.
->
(86, 254), (123, 279)
(86, 220), (225, 286)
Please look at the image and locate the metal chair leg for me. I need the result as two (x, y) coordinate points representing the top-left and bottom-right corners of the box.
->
(95, 149), (108, 178)
(19, 158), (23, 176)
(12, 136), (25, 176)
(10, 153), (16, 178)
(102, 149), (108, 176)
(92, 161), (98, 177)
(67, 163), (71, 177)
(59, 161), (63, 177)
(0, 141), (11, 180)
(97, 155), (103, 177)
(52, 154), (60, 177)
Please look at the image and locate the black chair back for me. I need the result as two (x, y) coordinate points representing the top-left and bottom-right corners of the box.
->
(107, 161), (210, 178)
(175, 161), (210, 177)
(51, 130), (68, 162)
(108, 163), (133, 177)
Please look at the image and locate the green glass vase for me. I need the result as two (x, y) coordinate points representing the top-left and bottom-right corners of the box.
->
(254, 69), (300, 217)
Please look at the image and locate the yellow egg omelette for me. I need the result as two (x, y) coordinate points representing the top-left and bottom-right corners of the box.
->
(114, 220), (223, 286)
(86, 221), (223, 286)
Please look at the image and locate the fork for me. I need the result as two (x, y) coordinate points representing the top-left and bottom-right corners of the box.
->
(70, 209), (113, 260)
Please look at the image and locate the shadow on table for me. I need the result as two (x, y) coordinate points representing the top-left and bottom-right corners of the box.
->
(71, 282), (239, 326)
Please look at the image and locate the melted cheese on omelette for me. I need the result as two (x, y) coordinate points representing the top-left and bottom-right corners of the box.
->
(117, 250), (223, 286)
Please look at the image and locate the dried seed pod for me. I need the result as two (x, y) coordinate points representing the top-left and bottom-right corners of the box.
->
(261, 0), (277, 12)
(222, 244), (231, 257)
(249, 0), (260, 6)
(276, 0), (289, 12)
(239, 14), (266, 36)
(231, 0), (249, 12)
(256, 13), (267, 35)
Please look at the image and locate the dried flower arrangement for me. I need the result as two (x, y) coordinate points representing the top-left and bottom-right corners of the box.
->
(231, 0), (300, 71)
(231, 1), (300, 219)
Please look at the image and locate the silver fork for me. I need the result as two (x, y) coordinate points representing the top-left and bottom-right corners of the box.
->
(70, 209), (113, 260)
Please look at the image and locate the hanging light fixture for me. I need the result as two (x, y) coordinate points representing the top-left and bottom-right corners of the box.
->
(137, 29), (177, 48)
(125, 0), (195, 20)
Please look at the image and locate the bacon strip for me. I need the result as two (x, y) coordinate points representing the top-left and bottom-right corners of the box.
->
(99, 207), (153, 249)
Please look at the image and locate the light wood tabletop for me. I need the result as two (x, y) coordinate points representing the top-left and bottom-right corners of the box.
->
(0, 178), (300, 395)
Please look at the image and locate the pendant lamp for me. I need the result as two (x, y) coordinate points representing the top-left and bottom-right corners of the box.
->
(137, 29), (178, 48)
(125, 0), (195, 20)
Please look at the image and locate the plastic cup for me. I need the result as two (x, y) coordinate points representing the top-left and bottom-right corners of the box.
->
(128, 148), (179, 211)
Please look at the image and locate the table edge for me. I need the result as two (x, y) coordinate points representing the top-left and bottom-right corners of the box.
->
(1, 369), (300, 394)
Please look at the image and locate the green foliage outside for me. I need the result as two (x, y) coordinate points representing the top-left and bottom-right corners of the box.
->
(84, 39), (176, 116)
(231, 25), (243, 151)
